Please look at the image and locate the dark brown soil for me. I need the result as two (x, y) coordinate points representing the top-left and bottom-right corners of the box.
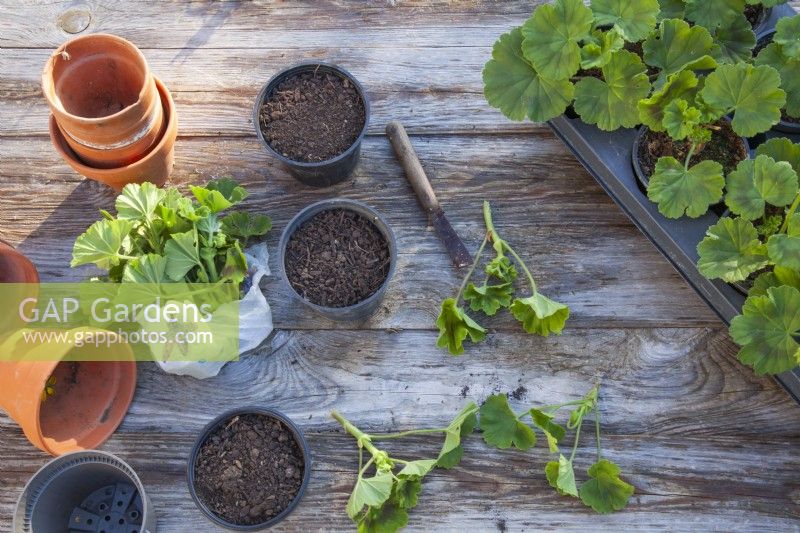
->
(193, 414), (305, 526)
(637, 120), (748, 179)
(258, 70), (365, 163)
(285, 208), (390, 307)
(744, 4), (765, 29)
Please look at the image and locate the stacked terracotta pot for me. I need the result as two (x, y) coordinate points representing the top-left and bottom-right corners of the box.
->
(0, 240), (137, 456)
(43, 34), (177, 191)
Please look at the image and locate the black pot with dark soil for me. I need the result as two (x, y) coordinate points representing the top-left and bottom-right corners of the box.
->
(631, 119), (750, 193)
(188, 407), (311, 531)
(278, 198), (397, 322)
(13, 450), (156, 533)
(755, 29), (800, 134)
(746, 3), (772, 33)
(254, 62), (370, 187)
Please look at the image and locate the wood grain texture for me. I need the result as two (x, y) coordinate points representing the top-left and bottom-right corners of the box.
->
(2, 0), (799, 531)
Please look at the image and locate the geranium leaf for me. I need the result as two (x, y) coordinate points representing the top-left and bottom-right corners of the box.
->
(578, 459), (635, 513)
(590, 0), (660, 42)
(483, 27), (574, 122)
(662, 99), (703, 140)
(684, 0), (744, 29)
(221, 211), (272, 241)
(751, 266), (800, 297)
(164, 230), (202, 281)
(392, 478), (421, 510)
(638, 69), (700, 132)
(711, 14), (755, 64)
(545, 455), (579, 497)
(435, 298), (486, 355)
(485, 255), (517, 283)
(580, 28), (625, 70)
(643, 19), (718, 86)
(71, 219), (134, 269)
(647, 157), (724, 218)
(755, 43), (800, 118)
(463, 282), (514, 316)
(530, 408), (566, 453)
(730, 285), (800, 374)
(767, 233), (800, 271)
(396, 460), (437, 480)
(510, 293), (570, 336)
(221, 240), (248, 284)
(573, 50), (651, 131)
(479, 394), (537, 451)
(346, 471), (394, 520)
(657, 0), (685, 19)
(206, 177), (248, 204)
(696, 217), (769, 282)
(700, 63), (786, 137)
(437, 402), (477, 468)
(357, 500), (408, 533)
(756, 138), (800, 176)
(521, 0), (594, 80)
(774, 14), (800, 59)
(121, 253), (168, 284)
(115, 182), (166, 222)
(725, 156), (799, 220)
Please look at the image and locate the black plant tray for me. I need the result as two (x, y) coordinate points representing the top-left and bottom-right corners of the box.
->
(548, 4), (800, 404)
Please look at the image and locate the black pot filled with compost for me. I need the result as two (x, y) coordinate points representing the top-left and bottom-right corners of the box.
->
(188, 407), (312, 531)
(278, 198), (397, 322)
(254, 62), (370, 187)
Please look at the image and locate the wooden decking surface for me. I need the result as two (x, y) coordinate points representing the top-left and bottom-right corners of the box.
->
(1, 1), (799, 531)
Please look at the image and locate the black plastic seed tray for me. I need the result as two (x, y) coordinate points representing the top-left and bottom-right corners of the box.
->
(548, 4), (800, 404)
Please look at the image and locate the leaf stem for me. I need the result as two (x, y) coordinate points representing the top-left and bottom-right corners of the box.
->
(456, 235), (489, 302)
(368, 428), (448, 440)
(779, 193), (800, 234)
(684, 142), (698, 171)
(569, 420), (583, 463)
(332, 411), (383, 459)
(594, 407), (602, 462)
(504, 243), (537, 293)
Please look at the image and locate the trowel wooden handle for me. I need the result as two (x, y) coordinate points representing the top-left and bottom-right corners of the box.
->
(386, 120), (440, 213)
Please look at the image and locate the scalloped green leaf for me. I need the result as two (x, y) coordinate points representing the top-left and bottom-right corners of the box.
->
(696, 217), (769, 282)
(530, 408), (566, 453)
(71, 219), (134, 270)
(521, 0), (593, 80)
(774, 14), (800, 58)
(573, 50), (651, 131)
(464, 282), (514, 316)
(164, 230), (202, 281)
(643, 19), (718, 86)
(768, 233), (800, 270)
(479, 394), (536, 451)
(730, 285), (800, 375)
(437, 402), (478, 469)
(436, 298), (486, 355)
(725, 155), (799, 220)
(712, 14), (755, 63)
(121, 253), (168, 284)
(658, 0), (684, 19)
(579, 460), (635, 514)
(638, 69), (700, 132)
(510, 293), (570, 336)
(755, 138), (800, 175)
(700, 63), (786, 137)
(545, 455), (579, 497)
(580, 28), (625, 70)
(755, 42), (800, 118)
(685, 0), (744, 29)
(662, 99), (703, 140)
(115, 182), (166, 222)
(590, 0), (660, 42)
(483, 27), (575, 122)
(647, 157), (724, 218)
(346, 471), (394, 520)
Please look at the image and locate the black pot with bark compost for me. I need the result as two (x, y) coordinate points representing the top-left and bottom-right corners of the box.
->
(13, 450), (156, 533)
(755, 29), (800, 134)
(631, 118), (750, 195)
(254, 62), (370, 187)
(278, 198), (397, 322)
(188, 407), (312, 531)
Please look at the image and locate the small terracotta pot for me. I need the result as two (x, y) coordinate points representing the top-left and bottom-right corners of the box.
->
(49, 76), (178, 191)
(0, 239), (39, 283)
(0, 330), (137, 456)
(42, 34), (164, 168)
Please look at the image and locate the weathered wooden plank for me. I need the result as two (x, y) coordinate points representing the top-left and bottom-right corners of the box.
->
(1, 431), (799, 531)
(0, 135), (721, 327)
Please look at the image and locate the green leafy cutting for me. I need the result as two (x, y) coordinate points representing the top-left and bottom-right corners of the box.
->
(71, 179), (270, 286)
(436, 202), (569, 355)
(480, 385), (634, 513)
(332, 403), (479, 532)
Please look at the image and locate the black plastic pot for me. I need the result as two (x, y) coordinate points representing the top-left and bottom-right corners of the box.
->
(752, 6), (773, 34)
(631, 121), (751, 191)
(13, 450), (156, 533)
(278, 198), (397, 322)
(253, 62), (370, 188)
(187, 406), (312, 531)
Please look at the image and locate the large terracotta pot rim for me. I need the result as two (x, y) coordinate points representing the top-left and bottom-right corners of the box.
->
(42, 33), (153, 126)
(0, 240), (40, 284)
(48, 76), (176, 189)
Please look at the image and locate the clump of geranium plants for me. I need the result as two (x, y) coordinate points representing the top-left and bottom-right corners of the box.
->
(333, 384), (632, 532)
(437, 202), (569, 355)
(71, 178), (271, 286)
(697, 137), (800, 374)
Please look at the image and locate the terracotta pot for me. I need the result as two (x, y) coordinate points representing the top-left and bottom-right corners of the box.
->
(49, 76), (178, 191)
(0, 329), (137, 456)
(0, 240), (39, 283)
(42, 33), (164, 168)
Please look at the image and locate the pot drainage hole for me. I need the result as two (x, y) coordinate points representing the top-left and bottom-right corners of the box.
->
(68, 483), (142, 533)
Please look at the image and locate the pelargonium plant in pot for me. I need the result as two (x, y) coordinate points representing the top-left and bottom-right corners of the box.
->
(696, 137), (800, 374)
(70, 178), (273, 378)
